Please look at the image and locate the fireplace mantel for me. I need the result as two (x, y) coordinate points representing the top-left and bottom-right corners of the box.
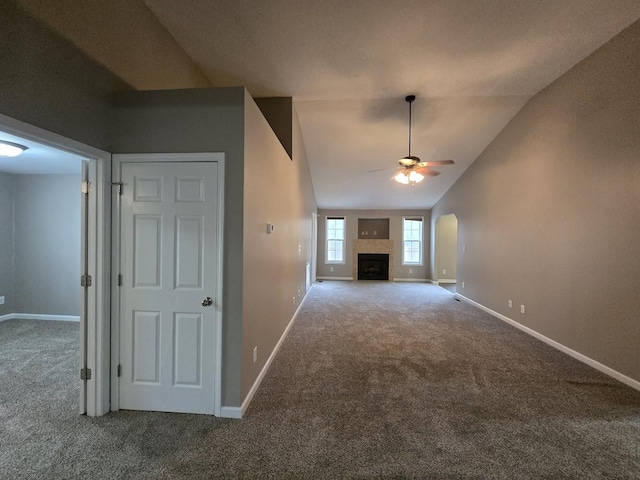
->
(353, 239), (394, 281)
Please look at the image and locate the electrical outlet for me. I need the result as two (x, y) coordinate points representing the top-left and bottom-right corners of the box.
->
(520, 305), (525, 314)
(409, 268), (412, 274)
(442, 269), (446, 274)
(330, 266), (334, 272)
(253, 346), (257, 363)
(508, 300), (512, 308)
(297, 288), (301, 298)
(292, 296), (296, 305)
(462, 282), (465, 288)
(0, 296), (4, 305)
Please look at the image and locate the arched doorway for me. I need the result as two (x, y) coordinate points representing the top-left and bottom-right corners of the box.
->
(434, 214), (458, 291)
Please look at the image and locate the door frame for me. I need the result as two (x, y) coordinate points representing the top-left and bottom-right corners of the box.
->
(311, 212), (318, 283)
(110, 153), (225, 416)
(0, 112), (111, 417)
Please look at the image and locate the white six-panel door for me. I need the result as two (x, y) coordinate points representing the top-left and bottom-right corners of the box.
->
(118, 161), (219, 414)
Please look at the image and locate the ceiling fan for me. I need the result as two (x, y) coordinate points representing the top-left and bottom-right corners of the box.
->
(393, 95), (454, 185)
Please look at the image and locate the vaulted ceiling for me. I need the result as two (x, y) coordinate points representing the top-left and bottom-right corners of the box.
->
(15, 0), (640, 208)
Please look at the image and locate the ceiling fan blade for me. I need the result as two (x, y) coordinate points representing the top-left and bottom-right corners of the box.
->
(417, 160), (455, 167)
(367, 167), (391, 174)
(416, 167), (440, 176)
(390, 168), (409, 180)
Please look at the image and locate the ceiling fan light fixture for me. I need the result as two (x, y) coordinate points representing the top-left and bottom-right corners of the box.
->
(0, 140), (28, 157)
(394, 171), (410, 184)
(399, 155), (421, 167)
(389, 95), (454, 185)
(396, 95), (424, 185)
(408, 170), (424, 183)
(394, 169), (424, 185)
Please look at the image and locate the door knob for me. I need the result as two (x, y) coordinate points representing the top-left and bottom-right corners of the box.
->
(202, 297), (213, 307)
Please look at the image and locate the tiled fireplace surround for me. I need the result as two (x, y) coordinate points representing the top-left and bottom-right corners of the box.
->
(352, 239), (394, 281)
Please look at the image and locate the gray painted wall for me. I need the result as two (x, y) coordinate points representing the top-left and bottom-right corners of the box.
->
(0, 172), (15, 316)
(13, 174), (81, 316)
(254, 97), (293, 159)
(432, 20), (640, 382)
(110, 87), (318, 408)
(0, 3), (317, 409)
(0, 1), (129, 151)
(242, 91), (317, 400)
(110, 87), (247, 407)
(0, 173), (80, 317)
(317, 209), (431, 280)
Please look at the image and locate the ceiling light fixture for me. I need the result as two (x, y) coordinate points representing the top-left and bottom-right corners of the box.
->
(0, 140), (28, 157)
(387, 97), (455, 184)
(395, 95), (424, 185)
(394, 169), (425, 185)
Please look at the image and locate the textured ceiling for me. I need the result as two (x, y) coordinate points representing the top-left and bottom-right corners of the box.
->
(143, 0), (640, 209)
(16, 0), (640, 207)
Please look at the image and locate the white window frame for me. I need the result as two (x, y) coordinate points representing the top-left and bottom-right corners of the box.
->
(325, 216), (346, 264)
(402, 216), (423, 266)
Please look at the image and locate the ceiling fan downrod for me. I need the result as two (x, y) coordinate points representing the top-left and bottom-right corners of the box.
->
(406, 95), (415, 158)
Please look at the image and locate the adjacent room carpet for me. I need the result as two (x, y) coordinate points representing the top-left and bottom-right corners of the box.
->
(1, 282), (639, 479)
(439, 283), (457, 293)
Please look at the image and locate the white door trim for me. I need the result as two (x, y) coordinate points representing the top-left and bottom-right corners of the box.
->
(80, 160), (89, 414)
(0, 112), (111, 417)
(111, 153), (225, 416)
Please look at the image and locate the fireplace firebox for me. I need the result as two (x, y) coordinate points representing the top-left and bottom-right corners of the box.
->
(357, 253), (389, 280)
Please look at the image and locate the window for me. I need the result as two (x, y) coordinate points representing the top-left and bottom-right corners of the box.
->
(326, 216), (345, 264)
(403, 217), (423, 265)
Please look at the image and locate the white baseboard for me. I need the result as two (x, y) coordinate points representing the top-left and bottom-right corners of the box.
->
(221, 288), (311, 419)
(0, 313), (80, 322)
(393, 278), (429, 283)
(455, 293), (640, 392)
(437, 279), (457, 284)
(317, 276), (353, 281)
(219, 406), (242, 419)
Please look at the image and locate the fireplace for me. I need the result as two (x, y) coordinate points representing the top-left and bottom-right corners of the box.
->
(352, 239), (394, 281)
(358, 254), (389, 280)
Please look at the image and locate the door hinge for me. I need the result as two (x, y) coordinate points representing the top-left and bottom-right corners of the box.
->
(81, 181), (92, 194)
(117, 274), (122, 286)
(117, 364), (122, 377)
(80, 368), (92, 380)
(111, 182), (124, 195)
(81, 274), (92, 287)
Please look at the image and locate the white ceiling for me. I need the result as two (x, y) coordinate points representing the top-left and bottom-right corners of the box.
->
(0, 131), (84, 175)
(14, 1), (640, 206)
(142, 0), (640, 209)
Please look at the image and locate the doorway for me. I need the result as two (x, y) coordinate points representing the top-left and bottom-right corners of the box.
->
(434, 214), (458, 291)
(0, 113), (110, 417)
(311, 212), (318, 284)
(111, 154), (224, 415)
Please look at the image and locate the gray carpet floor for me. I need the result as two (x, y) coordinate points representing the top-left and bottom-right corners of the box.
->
(439, 283), (456, 293)
(1, 282), (639, 479)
